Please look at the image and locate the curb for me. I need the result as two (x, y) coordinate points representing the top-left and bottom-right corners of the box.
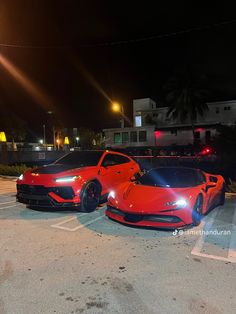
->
(0, 175), (18, 181)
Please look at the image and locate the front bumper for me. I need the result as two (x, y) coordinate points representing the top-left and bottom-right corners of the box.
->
(16, 184), (80, 208)
(106, 205), (187, 229)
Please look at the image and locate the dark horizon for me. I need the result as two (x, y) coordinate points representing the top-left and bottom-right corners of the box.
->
(1, 1), (236, 139)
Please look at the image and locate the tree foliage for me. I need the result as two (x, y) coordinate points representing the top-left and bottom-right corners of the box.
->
(164, 69), (209, 135)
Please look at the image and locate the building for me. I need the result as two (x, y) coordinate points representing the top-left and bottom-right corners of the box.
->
(103, 98), (236, 148)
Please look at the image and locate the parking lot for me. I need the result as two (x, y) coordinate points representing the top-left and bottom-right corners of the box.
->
(0, 177), (236, 314)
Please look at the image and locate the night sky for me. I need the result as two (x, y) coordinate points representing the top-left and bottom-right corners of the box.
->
(1, 1), (236, 138)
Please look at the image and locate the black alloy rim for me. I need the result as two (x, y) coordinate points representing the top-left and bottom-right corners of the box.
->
(84, 182), (99, 209)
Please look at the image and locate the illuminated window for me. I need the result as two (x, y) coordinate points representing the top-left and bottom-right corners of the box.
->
(135, 116), (142, 127)
(114, 133), (121, 144)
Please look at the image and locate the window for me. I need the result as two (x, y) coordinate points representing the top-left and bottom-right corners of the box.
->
(197, 171), (206, 184)
(101, 154), (130, 167)
(216, 107), (219, 114)
(139, 130), (147, 142)
(153, 113), (159, 117)
(114, 155), (130, 164)
(224, 106), (231, 111)
(170, 129), (177, 135)
(122, 132), (129, 143)
(205, 130), (211, 138)
(135, 116), (142, 127)
(194, 131), (200, 139)
(101, 154), (117, 167)
(114, 133), (121, 144)
(130, 131), (137, 142)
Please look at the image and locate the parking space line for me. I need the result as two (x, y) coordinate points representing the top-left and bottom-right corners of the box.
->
(228, 206), (236, 262)
(191, 207), (236, 263)
(51, 214), (105, 231)
(0, 204), (18, 210)
(0, 200), (16, 205)
(50, 214), (87, 228)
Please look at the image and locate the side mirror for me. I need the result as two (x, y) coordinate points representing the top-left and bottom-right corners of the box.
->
(130, 175), (136, 182)
(205, 183), (216, 192)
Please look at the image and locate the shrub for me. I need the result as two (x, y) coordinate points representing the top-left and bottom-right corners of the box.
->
(0, 164), (31, 176)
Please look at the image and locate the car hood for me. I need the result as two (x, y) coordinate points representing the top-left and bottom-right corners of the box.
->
(111, 182), (199, 214)
(18, 164), (97, 186)
(32, 164), (82, 174)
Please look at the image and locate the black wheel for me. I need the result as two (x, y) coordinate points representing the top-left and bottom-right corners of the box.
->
(192, 196), (203, 226)
(219, 186), (225, 206)
(80, 181), (101, 212)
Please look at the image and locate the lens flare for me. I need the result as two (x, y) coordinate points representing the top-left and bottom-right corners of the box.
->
(0, 52), (56, 112)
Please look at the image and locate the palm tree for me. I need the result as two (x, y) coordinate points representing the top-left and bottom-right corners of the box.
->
(164, 69), (209, 144)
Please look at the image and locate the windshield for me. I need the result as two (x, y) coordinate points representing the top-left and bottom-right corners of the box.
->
(138, 168), (201, 188)
(54, 151), (103, 167)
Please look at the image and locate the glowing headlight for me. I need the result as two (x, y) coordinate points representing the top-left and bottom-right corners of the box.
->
(165, 199), (187, 207)
(108, 190), (116, 199)
(55, 176), (77, 183)
(18, 174), (24, 180)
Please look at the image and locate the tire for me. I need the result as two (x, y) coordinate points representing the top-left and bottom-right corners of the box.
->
(219, 186), (225, 206)
(192, 196), (203, 226)
(80, 181), (101, 212)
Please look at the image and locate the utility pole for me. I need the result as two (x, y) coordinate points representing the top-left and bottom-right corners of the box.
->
(43, 124), (46, 149)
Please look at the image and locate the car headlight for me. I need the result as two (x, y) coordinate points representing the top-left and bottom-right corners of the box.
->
(108, 190), (116, 199)
(55, 176), (77, 183)
(165, 199), (187, 207)
(18, 174), (24, 180)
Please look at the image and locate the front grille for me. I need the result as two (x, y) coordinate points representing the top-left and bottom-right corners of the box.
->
(17, 184), (48, 195)
(17, 195), (52, 206)
(107, 206), (181, 223)
(17, 184), (75, 200)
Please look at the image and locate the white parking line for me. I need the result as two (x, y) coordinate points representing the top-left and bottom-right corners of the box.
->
(0, 200), (16, 205)
(191, 207), (236, 263)
(228, 207), (236, 262)
(0, 204), (18, 210)
(51, 215), (105, 232)
(51, 214), (87, 228)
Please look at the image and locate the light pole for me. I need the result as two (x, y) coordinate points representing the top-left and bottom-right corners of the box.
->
(112, 102), (125, 128)
(76, 136), (80, 147)
(43, 124), (46, 149)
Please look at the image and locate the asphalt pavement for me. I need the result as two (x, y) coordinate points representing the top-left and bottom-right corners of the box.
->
(0, 177), (236, 314)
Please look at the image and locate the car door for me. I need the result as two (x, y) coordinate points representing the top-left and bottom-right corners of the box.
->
(113, 154), (140, 181)
(206, 175), (221, 207)
(98, 153), (125, 194)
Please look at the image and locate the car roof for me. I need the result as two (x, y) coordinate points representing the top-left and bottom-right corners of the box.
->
(148, 167), (201, 172)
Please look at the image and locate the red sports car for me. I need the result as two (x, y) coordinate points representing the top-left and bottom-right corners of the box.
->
(16, 150), (140, 212)
(106, 167), (225, 228)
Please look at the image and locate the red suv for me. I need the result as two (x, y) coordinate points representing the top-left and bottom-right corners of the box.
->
(16, 150), (140, 212)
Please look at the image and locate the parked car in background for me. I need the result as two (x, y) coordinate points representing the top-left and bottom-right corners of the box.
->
(16, 150), (140, 212)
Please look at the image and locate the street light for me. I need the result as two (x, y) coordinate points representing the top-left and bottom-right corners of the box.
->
(112, 102), (124, 128)
(56, 138), (60, 150)
(75, 136), (80, 146)
(43, 124), (46, 148)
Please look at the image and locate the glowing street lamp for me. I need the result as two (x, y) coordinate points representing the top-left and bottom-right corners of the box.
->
(111, 102), (124, 128)
(75, 136), (80, 147)
(56, 138), (60, 150)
